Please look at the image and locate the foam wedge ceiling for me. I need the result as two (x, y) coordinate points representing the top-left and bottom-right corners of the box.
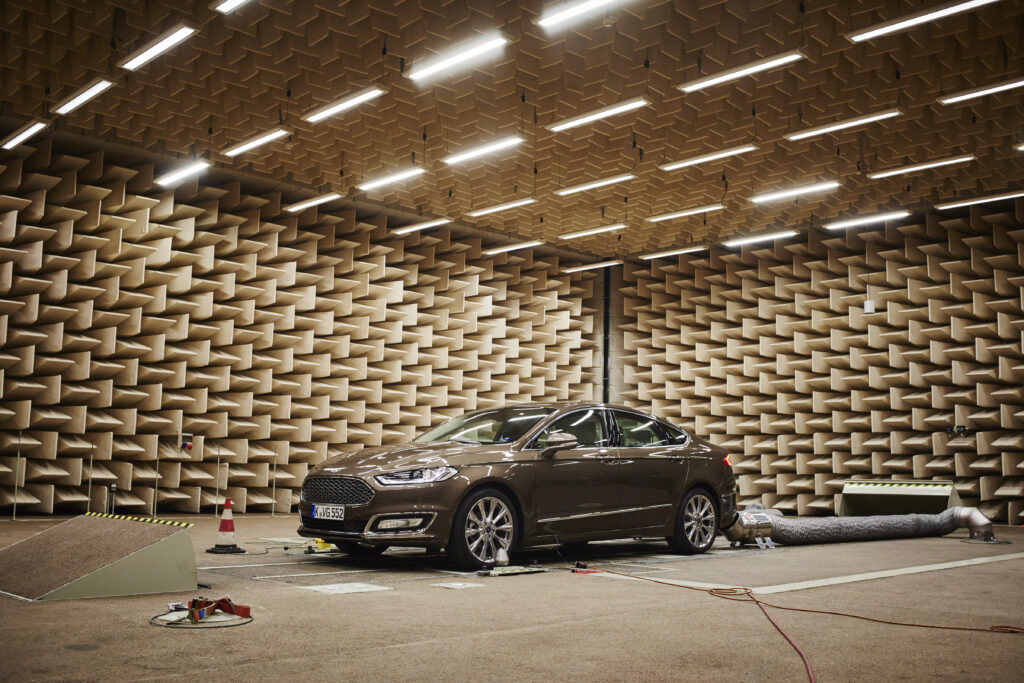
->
(2, 0), (1022, 259)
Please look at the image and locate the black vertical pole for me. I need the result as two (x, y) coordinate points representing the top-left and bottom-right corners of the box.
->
(603, 268), (611, 404)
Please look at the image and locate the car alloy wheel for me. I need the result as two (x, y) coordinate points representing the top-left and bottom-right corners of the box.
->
(449, 488), (518, 569)
(668, 488), (718, 554)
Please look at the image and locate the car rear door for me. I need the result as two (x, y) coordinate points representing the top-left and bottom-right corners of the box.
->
(528, 408), (621, 540)
(610, 410), (687, 531)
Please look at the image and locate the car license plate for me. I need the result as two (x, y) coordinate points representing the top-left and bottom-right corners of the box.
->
(312, 504), (345, 520)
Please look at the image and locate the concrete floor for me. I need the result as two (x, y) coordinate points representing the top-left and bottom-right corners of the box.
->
(1, 514), (1022, 682)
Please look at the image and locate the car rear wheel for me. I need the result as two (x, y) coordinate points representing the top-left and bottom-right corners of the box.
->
(335, 540), (388, 557)
(448, 488), (518, 570)
(667, 488), (718, 554)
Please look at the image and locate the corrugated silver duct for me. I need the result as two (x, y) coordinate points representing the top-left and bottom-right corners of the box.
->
(722, 506), (996, 546)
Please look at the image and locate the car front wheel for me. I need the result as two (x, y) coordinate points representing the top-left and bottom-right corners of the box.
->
(448, 488), (518, 570)
(667, 488), (718, 554)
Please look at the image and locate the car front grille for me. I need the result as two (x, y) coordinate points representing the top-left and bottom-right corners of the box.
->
(301, 477), (374, 505)
(301, 518), (367, 534)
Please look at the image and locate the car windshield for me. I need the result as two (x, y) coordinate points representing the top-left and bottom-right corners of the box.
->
(415, 407), (557, 445)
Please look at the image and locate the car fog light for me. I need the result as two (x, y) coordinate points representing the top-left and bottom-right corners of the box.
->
(377, 517), (424, 530)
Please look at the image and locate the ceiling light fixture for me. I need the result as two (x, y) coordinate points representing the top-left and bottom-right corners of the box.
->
(537, 0), (634, 29)
(302, 87), (386, 123)
(938, 76), (1024, 105)
(562, 259), (623, 273)
(52, 79), (115, 115)
(847, 0), (1001, 43)
(394, 218), (452, 235)
(156, 161), (210, 186)
(785, 109), (902, 141)
(407, 32), (508, 82)
(660, 145), (757, 171)
(443, 136), (523, 165)
(357, 167), (425, 191)
(639, 245), (708, 260)
(547, 98), (648, 132)
(466, 198), (537, 217)
(724, 230), (798, 247)
(678, 51), (804, 93)
(935, 189), (1024, 210)
(558, 223), (625, 240)
(485, 240), (543, 255)
(1016, 143), (1024, 152)
(645, 204), (724, 222)
(213, 0), (255, 12)
(867, 154), (975, 179)
(1, 121), (48, 150)
(222, 128), (289, 157)
(750, 180), (839, 204)
(555, 173), (635, 196)
(118, 25), (196, 71)
(286, 193), (342, 213)
(824, 210), (912, 230)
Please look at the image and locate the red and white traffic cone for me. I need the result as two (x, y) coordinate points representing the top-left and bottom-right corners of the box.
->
(206, 497), (245, 554)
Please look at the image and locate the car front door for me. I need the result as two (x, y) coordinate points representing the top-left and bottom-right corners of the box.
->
(611, 411), (686, 531)
(528, 408), (620, 540)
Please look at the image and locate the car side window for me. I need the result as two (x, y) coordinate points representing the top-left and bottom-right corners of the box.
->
(613, 412), (670, 447)
(535, 409), (609, 448)
(660, 422), (691, 446)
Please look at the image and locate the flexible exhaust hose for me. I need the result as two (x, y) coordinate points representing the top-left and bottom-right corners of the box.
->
(723, 506), (995, 546)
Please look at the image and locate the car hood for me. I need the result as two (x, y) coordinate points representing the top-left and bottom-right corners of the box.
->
(311, 441), (518, 477)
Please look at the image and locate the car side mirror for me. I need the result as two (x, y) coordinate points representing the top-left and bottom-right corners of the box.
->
(541, 431), (578, 458)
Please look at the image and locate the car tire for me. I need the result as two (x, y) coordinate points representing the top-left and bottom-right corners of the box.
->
(335, 540), (388, 557)
(448, 487), (518, 570)
(667, 488), (718, 554)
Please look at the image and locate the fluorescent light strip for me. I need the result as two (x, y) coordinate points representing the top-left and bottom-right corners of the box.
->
(555, 173), (635, 196)
(645, 204), (724, 222)
(639, 246), (707, 260)
(935, 190), (1024, 210)
(119, 25), (196, 71)
(562, 259), (623, 274)
(53, 79), (115, 115)
(303, 87), (386, 123)
(558, 223), (625, 240)
(485, 240), (543, 255)
(222, 129), (289, 157)
(724, 230), (798, 247)
(678, 51), (804, 93)
(443, 136), (523, 165)
(407, 33), (508, 82)
(358, 167), (425, 191)
(394, 218), (452, 235)
(847, 0), (1001, 43)
(156, 161), (210, 186)
(1016, 143), (1024, 152)
(785, 109), (902, 141)
(286, 193), (342, 213)
(213, 0), (254, 12)
(547, 98), (648, 132)
(537, 0), (633, 28)
(825, 210), (912, 230)
(660, 145), (757, 171)
(466, 198), (537, 217)
(1, 121), (48, 150)
(938, 77), (1024, 105)
(750, 181), (839, 204)
(867, 154), (975, 179)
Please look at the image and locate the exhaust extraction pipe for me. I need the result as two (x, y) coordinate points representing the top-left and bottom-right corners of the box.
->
(722, 505), (996, 547)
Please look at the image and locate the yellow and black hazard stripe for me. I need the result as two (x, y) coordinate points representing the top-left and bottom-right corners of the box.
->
(85, 512), (193, 528)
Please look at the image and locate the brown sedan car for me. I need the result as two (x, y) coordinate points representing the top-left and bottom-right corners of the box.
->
(298, 402), (738, 569)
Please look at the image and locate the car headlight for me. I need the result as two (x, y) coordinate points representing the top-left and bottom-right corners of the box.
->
(374, 466), (458, 486)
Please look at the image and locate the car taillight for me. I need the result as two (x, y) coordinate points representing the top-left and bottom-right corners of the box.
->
(723, 454), (733, 467)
